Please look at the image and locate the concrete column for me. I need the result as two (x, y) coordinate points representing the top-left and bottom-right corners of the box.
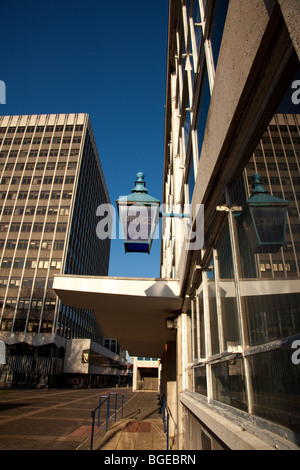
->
(176, 315), (184, 450)
(158, 361), (162, 398)
(165, 340), (177, 445)
(132, 357), (137, 392)
(176, 312), (192, 450)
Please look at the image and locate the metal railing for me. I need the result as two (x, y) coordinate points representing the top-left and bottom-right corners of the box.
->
(90, 392), (124, 450)
(161, 395), (170, 450)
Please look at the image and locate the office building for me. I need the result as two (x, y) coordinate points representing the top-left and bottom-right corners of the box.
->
(159, 0), (300, 450)
(0, 113), (129, 388)
(54, 0), (300, 450)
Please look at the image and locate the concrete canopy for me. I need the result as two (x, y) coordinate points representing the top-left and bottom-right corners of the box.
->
(53, 275), (182, 358)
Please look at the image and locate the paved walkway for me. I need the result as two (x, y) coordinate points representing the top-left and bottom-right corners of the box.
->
(0, 387), (168, 451)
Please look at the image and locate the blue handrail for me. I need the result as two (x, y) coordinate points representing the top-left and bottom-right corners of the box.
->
(90, 392), (124, 450)
(161, 396), (170, 450)
(91, 396), (108, 450)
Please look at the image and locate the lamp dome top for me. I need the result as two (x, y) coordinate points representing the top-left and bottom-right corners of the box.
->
(132, 172), (148, 194)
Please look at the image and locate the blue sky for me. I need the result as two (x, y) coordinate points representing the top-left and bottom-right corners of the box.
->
(0, 0), (169, 278)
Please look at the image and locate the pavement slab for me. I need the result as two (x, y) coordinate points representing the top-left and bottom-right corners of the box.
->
(0, 388), (168, 451)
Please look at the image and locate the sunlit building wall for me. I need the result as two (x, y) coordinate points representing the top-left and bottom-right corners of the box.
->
(161, 0), (300, 450)
(0, 113), (128, 387)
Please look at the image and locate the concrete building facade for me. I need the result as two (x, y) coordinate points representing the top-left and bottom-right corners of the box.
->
(132, 357), (161, 392)
(160, 0), (300, 450)
(0, 113), (129, 388)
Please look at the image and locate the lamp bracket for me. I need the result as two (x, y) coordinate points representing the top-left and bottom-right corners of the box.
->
(160, 212), (191, 219)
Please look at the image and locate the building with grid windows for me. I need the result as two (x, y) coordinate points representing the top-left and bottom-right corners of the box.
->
(0, 113), (129, 388)
(54, 0), (300, 450)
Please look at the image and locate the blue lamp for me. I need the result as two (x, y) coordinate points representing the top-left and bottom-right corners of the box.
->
(116, 172), (160, 254)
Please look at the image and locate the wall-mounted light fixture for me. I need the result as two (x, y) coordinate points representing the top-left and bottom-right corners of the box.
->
(116, 172), (190, 254)
(239, 173), (289, 253)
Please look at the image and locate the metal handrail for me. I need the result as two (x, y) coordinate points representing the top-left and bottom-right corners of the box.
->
(98, 394), (111, 430)
(161, 396), (170, 450)
(90, 392), (124, 451)
(91, 395), (109, 450)
(109, 392), (124, 421)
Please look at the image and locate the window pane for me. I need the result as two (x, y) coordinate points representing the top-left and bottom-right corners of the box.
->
(192, 299), (198, 361)
(215, 224), (240, 348)
(248, 348), (300, 432)
(198, 291), (206, 358)
(244, 292), (300, 347)
(210, 0), (229, 68)
(194, 365), (207, 396)
(220, 288), (240, 350)
(211, 358), (248, 411)
(196, 66), (210, 159)
(188, 157), (195, 203)
(192, 0), (202, 53)
(207, 279), (219, 355)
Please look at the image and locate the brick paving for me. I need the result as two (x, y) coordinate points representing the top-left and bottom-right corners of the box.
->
(0, 388), (167, 451)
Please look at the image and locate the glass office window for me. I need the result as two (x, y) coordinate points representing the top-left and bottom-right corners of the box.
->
(198, 290), (206, 359)
(191, 298), (198, 362)
(244, 293), (300, 347)
(248, 348), (300, 431)
(211, 358), (247, 412)
(210, 0), (229, 68)
(215, 224), (240, 349)
(188, 155), (195, 203)
(196, 66), (210, 159)
(194, 365), (207, 396)
(207, 276), (219, 355)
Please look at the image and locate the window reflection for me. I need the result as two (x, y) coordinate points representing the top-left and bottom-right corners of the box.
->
(210, 0), (229, 69)
(188, 156), (195, 203)
(191, 299), (198, 362)
(249, 348), (300, 432)
(207, 276), (219, 355)
(211, 358), (247, 412)
(216, 225), (240, 349)
(192, 1), (202, 54)
(196, 66), (210, 159)
(198, 290), (206, 359)
(194, 365), (207, 396)
(244, 293), (300, 347)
